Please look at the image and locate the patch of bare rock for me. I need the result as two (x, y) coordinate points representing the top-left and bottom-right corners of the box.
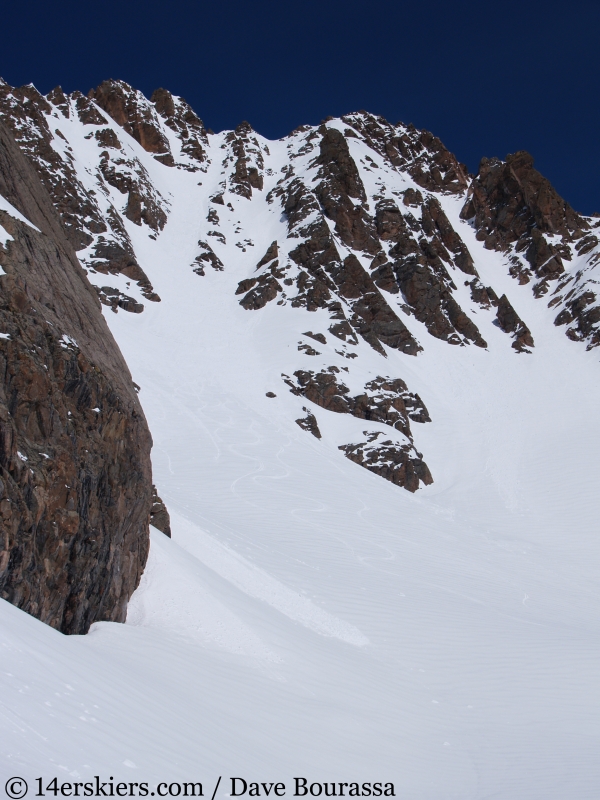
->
(284, 367), (432, 492)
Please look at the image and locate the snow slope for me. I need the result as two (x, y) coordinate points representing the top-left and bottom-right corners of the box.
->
(2, 88), (600, 799)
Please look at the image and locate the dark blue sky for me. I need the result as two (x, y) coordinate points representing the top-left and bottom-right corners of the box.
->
(2, 0), (599, 213)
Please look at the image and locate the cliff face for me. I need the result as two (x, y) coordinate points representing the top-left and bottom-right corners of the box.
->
(0, 120), (153, 634)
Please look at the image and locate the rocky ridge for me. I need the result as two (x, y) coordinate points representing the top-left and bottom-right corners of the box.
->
(461, 150), (600, 348)
(2, 78), (599, 495)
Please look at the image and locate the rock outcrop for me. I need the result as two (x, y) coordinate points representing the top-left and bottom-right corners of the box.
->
(460, 149), (600, 348)
(89, 80), (174, 163)
(495, 295), (534, 353)
(151, 87), (208, 169)
(0, 120), (153, 634)
(461, 152), (579, 290)
(461, 151), (586, 266)
(340, 112), (469, 195)
(3, 78), (593, 353)
(223, 122), (265, 198)
(149, 485), (171, 537)
(340, 433), (432, 493)
(284, 368), (432, 491)
(295, 409), (322, 439)
(258, 117), (496, 355)
(0, 79), (163, 310)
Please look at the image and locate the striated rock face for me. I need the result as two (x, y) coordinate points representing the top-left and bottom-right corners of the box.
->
(371, 192), (488, 347)
(315, 126), (380, 255)
(3, 77), (596, 356)
(266, 158), (424, 356)
(0, 120), (153, 634)
(255, 116), (498, 356)
(0, 82), (108, 253)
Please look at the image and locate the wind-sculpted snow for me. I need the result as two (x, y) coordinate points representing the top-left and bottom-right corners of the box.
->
(142, 513), (370, 647)
(2, 79), (600, 797)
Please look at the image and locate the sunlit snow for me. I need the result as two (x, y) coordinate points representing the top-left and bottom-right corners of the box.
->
(1, 98), (600, 800)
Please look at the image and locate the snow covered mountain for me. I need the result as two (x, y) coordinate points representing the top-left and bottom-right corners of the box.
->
(1, 79), (600, 799)
(2, 79), (599, 494)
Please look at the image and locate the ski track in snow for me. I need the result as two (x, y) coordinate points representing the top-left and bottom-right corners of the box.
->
(1, 110), (600, 800)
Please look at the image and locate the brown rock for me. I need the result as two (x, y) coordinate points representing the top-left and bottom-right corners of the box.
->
(461, 151), (586, 281)
(298, 343), (320, 355)
(149, 485), (171, 537)
(394, 255), (487, 347)
(468, 279), (496, 309)
(223, 123), (264, 198)
(421, 196), (476, 275)
(303, 331), (327, 344)
(193, 241), (224, 275)
(236, 277), (258, 295)
(402, 188), (423, 207)
(340, 434), (432, 493)
(0, 119), (153, 634)
(239, 274), (281, 309)
(371, 262), (399, 294)
(295, 409), (322, 439)
(554, 290), (600, 349)
(329, 320), (358, 344)
(73, 93), (106, 125)
(257, 241), (278, 268)
(315, 127), (380, 255)
(340, 112), (469, 195)
(46, 86), (70, 118)
(286, 198), (420, 354)
(0, 81), (109, 252)
(286, 370), (430, 439)
(90, 80), (173, 159)
(98, 151), (168, 232)
(95, 128), (122, 149)
(375, 200), (407, 241)
(495, 295), (534, 352)
(151, 88), (208, 167)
